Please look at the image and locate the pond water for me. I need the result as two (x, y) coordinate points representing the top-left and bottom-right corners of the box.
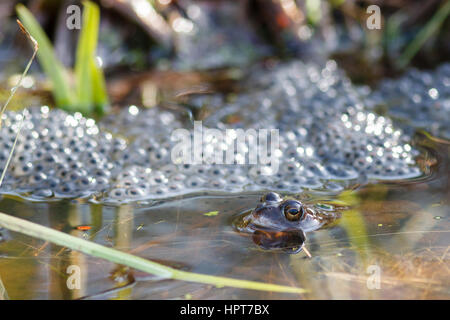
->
(0, 133), (448, 299)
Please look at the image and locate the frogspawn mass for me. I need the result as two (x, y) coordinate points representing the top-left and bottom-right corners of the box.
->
(1, 60), (447, 203)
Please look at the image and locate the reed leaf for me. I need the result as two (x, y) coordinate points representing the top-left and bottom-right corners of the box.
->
(16, 4), (75, 109)
(75, 1), (100, 114)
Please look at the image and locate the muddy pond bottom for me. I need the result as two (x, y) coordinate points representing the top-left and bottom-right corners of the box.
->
(0, 136), (448, 299)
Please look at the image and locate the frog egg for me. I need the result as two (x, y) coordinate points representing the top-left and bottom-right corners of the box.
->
(167, 182), (184, 192)
(125, 187), (146, 199)
(93, 168), (111, 179)
(96, 144), (110, 156)
(12, 152), (30, 164)
(135, 182), (151, 191)
(149, 148), (169, 163)
(86, 155), (105, 167)
(170, 172), (187, 182)
(61, 153), (77, 164)
(185, 176), (206, 188)
(69, 161), (84, 170)
(94, 176), (110, 189)
(117, 166), (138, 177)
(248, 166), (276, 178)
(112, 138), (127, 153)
(132, 170), (150, 183)
(208, 167), (227, 177)
(65, 171), (85, 183)
(85, 139), (98, 150)
(207, 178), (227, 189)
(226, 175), (248, 186)
(179, 163), (193, 172)
(279, 160), (301, 175)
(44, 177), (60, 189)
(11, 162), (33, 176)
(28, 172), (48, 185)
(284, 146), (300, 159)
(272, 180), (292, 190)
(41, 141), (59, 152)
(0, 150), (9, 165)
(159, 164), (178, 176)
(150, 185), (169, 196)
(76, 176), (96, 189)
(32, 162), (45, 173)
(109, 188), (128, 199)
(194, 165), (211, 176)
(148, 172), (168, 185)
(117, 175), (139, 187)
(57, 168), (70, 180)
(254, 175), (275, 187)
(57, 182), (78, 195)
(303, 162), (330, 179)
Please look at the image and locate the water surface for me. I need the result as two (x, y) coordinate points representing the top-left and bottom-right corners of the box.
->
(0, 134), (448, 299)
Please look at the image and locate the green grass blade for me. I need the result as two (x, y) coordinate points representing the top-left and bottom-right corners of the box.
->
(91, 59), (109, 116)
(306, 0), (322, 25)
(75, 1), (101, 114)
(397, 0), (450, 69)
(0, 212), (306, 295)
(16, 4), (75, 109)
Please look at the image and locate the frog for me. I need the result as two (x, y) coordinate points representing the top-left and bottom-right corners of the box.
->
(234, 192), (344, 255)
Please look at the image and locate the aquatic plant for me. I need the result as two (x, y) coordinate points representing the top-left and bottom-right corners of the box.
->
(396, 0), (450, 69)
(16, 1), (108, 116)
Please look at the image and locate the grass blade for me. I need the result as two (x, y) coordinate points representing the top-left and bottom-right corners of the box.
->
(16, 4), (75, 109)
(91, 58), (109, 116)
(75, 1), (101, 114)
(0, 212), (306, 295)
(396, 0), (450, 69)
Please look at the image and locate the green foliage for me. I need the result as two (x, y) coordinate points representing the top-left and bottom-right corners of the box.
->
(16, 1), (108, 115)
(397, 0), (450, 69)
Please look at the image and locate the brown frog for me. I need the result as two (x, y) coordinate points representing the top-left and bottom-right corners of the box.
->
(234, 192), (343, 255)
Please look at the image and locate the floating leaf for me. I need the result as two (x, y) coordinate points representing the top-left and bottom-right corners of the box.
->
(203, 211), (219, 217)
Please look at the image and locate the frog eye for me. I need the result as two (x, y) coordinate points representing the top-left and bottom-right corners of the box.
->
(283, 200), (304, 221)
(261, 192), (282, 203)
